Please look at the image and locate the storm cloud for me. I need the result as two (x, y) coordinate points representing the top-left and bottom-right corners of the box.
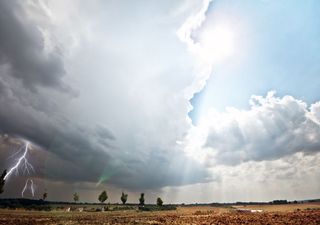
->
(0, 0), (212, 197)
(0, 0), (66, 92)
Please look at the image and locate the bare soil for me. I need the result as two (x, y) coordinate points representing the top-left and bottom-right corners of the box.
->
(0, 204), (319, 224)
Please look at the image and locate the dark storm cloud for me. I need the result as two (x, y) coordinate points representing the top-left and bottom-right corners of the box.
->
(0, 115), (117, 184)
(0, 0), (213, 196)
(96, 125), (116, 140)
(0, 80), (7, 96)
(109, 148), (214, 190)
(0, 91), (212, 190)
(0, 122), (212, 191)
(0, 0), (66, 92)
(0, 0), (101, 186)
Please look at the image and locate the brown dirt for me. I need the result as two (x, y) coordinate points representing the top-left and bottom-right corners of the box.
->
(0, 205), (319, 225)
(233, 202), (320, 212)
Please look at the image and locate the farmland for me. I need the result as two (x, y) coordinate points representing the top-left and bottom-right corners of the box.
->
(0, 203), (320, 224)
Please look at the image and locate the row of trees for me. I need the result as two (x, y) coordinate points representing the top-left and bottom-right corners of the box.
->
(73, 191), (163, 206)
(1, 169), (164, 206)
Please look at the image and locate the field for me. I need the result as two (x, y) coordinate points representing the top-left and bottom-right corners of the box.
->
(0, 203), (320, 224)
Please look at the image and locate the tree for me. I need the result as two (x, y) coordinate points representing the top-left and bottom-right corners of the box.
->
(73, 192), (79, 203)
(139, 193), (145, 206)
(156, 197), (163, 206)
(121, 192), (128, 205)
(98, 190), (108, 203)
(0, 170), (7, 194)
(42, 191), (48, 201)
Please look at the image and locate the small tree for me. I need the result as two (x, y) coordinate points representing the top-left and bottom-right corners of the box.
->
(98, 190), (108, 204)
(0, 170), (7, 194)
(43, 191), (48, 201)
(139, 193), (145, 206)
(73, 192), (79, 203)
(121, 192), (128, 205)
(156, 197), (163, 206)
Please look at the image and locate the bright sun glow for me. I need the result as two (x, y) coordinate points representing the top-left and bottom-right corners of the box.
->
(199, 25), (235, 64)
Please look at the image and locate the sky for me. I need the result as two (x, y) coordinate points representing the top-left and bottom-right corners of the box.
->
(0, 0), (320, 204)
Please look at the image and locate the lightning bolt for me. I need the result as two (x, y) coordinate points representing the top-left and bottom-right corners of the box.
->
(22, 179), (35, 197)
(4, 141), (36, 197)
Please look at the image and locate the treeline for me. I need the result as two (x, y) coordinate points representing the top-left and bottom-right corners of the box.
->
(73, 191), (165, 208)
(1, 169), (171, 210)
(0, 198), (51, 210)
(0, 198), (177, 211)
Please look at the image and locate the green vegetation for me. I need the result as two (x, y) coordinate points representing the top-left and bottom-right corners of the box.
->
(138, 205), (176, 211)
(0, 199), (50, 210)
(121, 192), (128, 204)
(139, 193), (145, 206)
(0, 184), (174, 213)
(111, 205), (135, 211)
(157, 197), (163, 206)
(98, 190), (108, 203)
(43, 192), (48, 201)
(73, 192), (79, 203)
(272, 200), (288, 204)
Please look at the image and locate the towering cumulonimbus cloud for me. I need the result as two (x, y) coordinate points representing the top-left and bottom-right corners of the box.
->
(183, 92), (320, 166)
(0, 0), (214, 196)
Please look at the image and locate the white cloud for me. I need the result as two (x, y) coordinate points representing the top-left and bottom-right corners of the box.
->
(177, 0), (214, 100)
(183, 92), (320, 166)
(177, 0), (212, 52)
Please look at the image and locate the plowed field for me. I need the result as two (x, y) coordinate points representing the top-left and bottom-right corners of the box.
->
(0, 204), (319, 224)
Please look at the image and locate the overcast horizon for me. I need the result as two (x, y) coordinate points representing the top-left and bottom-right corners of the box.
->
(0, 0), (320, 204)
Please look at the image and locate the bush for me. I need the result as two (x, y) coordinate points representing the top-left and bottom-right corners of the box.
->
(138, 205), (176, 211)
(25, 205), (52, 211)
(272, 200), (288, 204)
(112, 206), (135, 211)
